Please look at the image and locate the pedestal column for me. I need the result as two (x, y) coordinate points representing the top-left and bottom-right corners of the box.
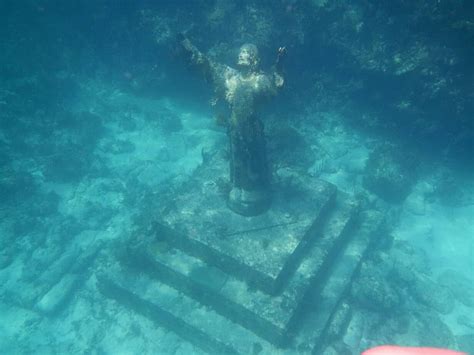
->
(227, 111), (271, 216)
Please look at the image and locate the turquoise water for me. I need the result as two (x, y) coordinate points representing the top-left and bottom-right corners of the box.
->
(0, 1), (473, 354)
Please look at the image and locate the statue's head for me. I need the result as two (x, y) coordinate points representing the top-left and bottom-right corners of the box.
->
(237, 43), (259, 70)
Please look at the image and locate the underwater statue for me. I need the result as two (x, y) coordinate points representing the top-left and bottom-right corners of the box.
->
(178, 35), (286, 216)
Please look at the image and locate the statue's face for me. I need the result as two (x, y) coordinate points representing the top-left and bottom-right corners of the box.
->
(237, 44), (259, 69)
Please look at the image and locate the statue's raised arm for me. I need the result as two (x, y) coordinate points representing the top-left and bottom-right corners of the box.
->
(272, 46), (287, 90)
(177, 34), (229, 94)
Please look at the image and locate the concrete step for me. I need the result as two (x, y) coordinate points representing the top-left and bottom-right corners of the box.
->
(98, 208), (384, 354)
(294, 210), (386, 353)
(97, 264), (273, 355)
(153, 175), (337, 295)
(122, 192), (358, 347)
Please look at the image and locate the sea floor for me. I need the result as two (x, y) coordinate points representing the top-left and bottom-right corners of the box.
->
(0, 81), (472, 353)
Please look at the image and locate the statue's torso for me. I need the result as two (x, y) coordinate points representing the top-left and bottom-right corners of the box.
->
(222, 68), (273, 106)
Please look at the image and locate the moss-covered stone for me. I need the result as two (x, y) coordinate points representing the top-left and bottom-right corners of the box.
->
(351, 262), (402, 312)
(363, 143), (418, 203)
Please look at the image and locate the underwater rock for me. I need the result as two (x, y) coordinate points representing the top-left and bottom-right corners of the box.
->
(36, 273), (79, 315)
(351, 262), (402, 312)
(363, 143), (418, 203)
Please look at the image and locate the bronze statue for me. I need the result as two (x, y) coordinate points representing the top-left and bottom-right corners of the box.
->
(179, 35), (286, 216)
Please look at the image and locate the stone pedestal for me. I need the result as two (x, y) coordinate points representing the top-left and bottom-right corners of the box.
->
(155, 160), (336, 295)
(98, 149), (385, 353)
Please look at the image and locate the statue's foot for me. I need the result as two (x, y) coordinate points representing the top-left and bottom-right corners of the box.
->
(228, 187), (271, 216)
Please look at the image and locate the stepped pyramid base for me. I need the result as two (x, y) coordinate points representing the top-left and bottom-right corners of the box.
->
(154, 160), (338, 296)
(98, 153), (386, 353)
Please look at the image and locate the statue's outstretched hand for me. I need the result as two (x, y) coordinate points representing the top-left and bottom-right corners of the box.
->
(275, 46), (287, 71)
